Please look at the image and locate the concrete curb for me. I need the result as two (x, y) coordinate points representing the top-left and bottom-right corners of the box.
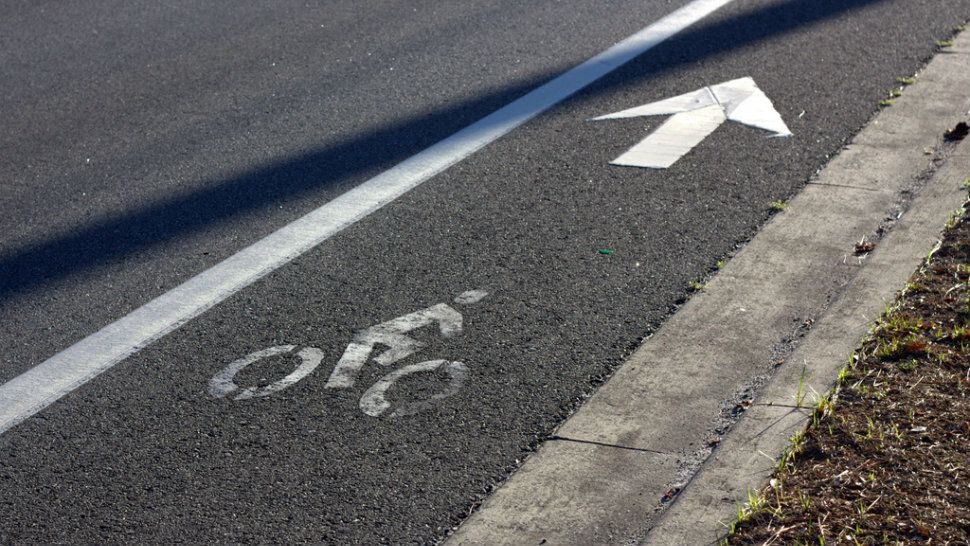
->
(447, 33), (970, 546)
(641, 42), (970, 545)
(643, 130), (970, 546)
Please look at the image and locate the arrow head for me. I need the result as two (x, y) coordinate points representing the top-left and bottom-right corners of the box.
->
(594, 77), (792, 169)
(592, 87), (716, 120)
(711, 77), (792, 137)
(594, 77), (792, 137)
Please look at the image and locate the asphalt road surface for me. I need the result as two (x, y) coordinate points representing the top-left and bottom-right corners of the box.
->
(2, 0), (969, 543)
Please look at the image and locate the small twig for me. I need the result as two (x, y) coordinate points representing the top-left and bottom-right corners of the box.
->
(909, 376), (925, 391)
(865, 494), (882, 514)
(757, 450), (777, 463)
(763, 524), (797, 546)
(944, 283), (966, 297)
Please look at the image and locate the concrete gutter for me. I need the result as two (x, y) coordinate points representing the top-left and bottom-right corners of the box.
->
(447, 33), (970, 546)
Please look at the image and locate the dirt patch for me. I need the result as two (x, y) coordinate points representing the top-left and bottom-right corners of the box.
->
(727, 203), (970, 544)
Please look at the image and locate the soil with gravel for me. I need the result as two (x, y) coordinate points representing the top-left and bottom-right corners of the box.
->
(727, 203), (970, 544)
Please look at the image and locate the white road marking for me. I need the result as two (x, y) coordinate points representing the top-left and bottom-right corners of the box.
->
(0, 0), (737, 435)
(207, 291), (481, 417)
(325, 302), (465, 389)
(594, 77), (791, 168)
(358, 360), (468, 418)
(208, 345), (324, 400)
(612, 103), (728, 168)
(453, 289), (488, 305)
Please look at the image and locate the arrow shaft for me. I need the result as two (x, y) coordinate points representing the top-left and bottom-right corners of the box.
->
(611, 104), (726, 169)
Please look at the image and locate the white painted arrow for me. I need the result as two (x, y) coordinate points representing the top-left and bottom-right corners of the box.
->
(593, 77), (791, 169)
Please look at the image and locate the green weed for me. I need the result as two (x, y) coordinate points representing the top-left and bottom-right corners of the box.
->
(769, 200), (790, 212)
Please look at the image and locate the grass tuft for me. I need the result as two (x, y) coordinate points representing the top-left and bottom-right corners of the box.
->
(769, 200), (790, 212)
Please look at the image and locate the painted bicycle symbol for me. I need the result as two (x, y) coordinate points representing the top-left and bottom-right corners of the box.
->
(207, 289), (488, 418)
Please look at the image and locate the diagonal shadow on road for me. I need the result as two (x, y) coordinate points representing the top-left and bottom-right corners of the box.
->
(0, 0), (888, 302)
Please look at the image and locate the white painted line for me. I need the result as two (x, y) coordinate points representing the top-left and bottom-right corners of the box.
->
(594, 77), (791, 168)
(0, 0), (737, 436)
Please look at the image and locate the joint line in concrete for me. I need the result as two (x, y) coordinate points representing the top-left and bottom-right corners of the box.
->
(548, 435), (670, 455)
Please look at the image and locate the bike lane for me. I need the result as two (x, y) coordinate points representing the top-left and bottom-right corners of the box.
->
(2, 0), (970, 543)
